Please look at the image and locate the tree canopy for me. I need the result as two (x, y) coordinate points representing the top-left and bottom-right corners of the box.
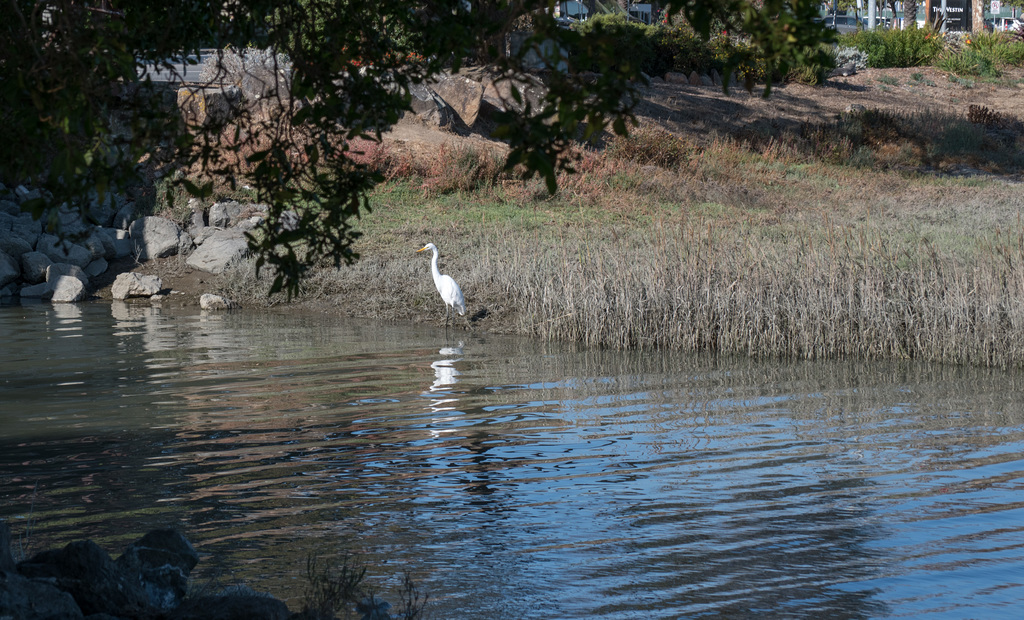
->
(0, 0), (830, 296)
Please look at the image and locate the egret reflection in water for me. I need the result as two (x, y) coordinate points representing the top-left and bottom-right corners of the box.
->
(426, 342), (465, 430)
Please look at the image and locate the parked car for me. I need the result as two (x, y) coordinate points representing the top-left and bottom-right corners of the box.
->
(822, 14), (861, 34)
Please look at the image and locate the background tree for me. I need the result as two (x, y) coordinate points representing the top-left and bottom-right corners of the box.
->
(904, 0), (918, 28)
(1, 0), (830, 296)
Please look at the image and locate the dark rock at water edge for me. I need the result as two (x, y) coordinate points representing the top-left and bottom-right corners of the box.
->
(0, 523), (296, 620)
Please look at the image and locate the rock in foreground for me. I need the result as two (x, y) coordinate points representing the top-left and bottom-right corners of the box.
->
(0, 524), (293, 620)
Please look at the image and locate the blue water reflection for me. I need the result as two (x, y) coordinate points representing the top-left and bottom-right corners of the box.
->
(2, 302), (1024, 618)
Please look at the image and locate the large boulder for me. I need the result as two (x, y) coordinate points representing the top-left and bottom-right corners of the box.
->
(116, 529), (199, 611)
(431, 72), (484, 127)
(129, 216), (185, 259)
(111, 272), (163, 299)
(17, 540), (149, 617)
(186, 228), (249, 274)
(20, 251), (53, 284)
(0, 251), (18, 288)
(0, 234), (32, 259)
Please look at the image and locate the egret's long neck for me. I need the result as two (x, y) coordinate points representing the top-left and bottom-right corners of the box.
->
(430, 248), (442, 284)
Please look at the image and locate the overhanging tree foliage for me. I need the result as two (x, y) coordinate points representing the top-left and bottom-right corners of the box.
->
(0, 0), (829, 296)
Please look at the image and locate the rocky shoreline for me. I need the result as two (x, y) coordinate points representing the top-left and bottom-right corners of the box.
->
(0, 524), (307, 620)
(0, 182), (262, 310)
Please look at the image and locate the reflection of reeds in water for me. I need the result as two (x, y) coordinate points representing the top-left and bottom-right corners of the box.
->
(482, 221), (1024, 367)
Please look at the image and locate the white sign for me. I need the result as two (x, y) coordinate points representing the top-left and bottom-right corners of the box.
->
(992, 1), (1001, 13)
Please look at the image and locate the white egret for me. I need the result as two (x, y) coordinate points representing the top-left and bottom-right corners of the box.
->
(417, 243), (466, 328)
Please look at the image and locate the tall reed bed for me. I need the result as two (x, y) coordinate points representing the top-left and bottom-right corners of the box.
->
(475, 221), (1024, 367)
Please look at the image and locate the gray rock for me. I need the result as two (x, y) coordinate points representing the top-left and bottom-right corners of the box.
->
(129, 216), (184, 259)
(111, 272), (163, 299)
(116, 529), (198, 611)
(200, 293), (238, 310)
(21, 251), (53, 284)
(688, 71), (701, 86)
(665, 72), (689, 85)
(112, 202), (137, 230)
(36, 233), (93, 268)
(83, 228), (117, 259)
(407, 82), (454, 128)
(178, 230), (195, 256)
(0, 233), (33, 258)
(186, 228), (249, 274)
(0, 199), (19, 215)
(831, 61), (858, 78)
(235, 216), (262, 232)
(0, 570), (84, 620)
(19, 281), (53, 298)
(0, 251), (18, 288)
(14, 185), (42, 204)
(208, 201), (244, 228)
(168, 591), (291, 620)
(0, 211), (43, 247)
(85, 258), (109, 277)
(17, 539), (148, 617)
(188, 198), (206, 236)
(51, 275), (87, 303)
(192, 226), (218, 245)
(47, 263), (89, 286)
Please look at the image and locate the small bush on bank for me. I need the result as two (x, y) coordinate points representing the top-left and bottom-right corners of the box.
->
(607, 124), (693, 168)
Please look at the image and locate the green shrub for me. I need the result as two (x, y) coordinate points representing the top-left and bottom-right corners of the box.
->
(968, 32), (1024, 67)
(846, 27), (944, 68)
(575, 14), (659, 75)
(786, 45), (837, 86)
(654, 25), (715, 76)
(937, 48), (1001, 78)
(574, 18), (770, 82)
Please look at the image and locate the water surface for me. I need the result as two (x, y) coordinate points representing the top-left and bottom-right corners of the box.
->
(2, 301), (1023, 618)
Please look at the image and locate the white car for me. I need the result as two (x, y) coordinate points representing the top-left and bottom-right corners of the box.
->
(994, 17), (1023, 31)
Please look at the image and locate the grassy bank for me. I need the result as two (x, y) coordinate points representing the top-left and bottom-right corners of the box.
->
(206, 115), (1024, 368)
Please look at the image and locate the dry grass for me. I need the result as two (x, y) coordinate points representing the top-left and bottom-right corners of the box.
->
(202, 103), (1024, 367)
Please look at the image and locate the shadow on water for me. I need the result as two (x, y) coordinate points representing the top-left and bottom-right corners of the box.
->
(3, 302), (1024, 617)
